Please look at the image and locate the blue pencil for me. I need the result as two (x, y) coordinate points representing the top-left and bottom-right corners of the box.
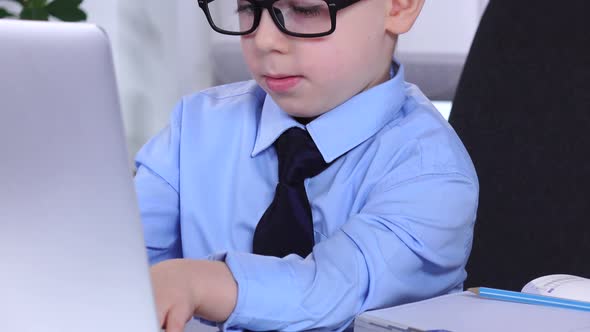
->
(468, 287), (590, 312)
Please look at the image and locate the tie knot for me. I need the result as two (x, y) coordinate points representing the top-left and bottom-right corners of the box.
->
(274, 127), (329, 184)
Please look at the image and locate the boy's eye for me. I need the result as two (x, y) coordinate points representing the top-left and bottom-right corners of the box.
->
(290, 4), (322, 17)
(236, 3), (256, 14)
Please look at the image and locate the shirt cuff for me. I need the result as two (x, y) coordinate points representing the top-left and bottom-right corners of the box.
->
(207, 251), (313, 331)
(203, 251), (256, 331)
(216, 252), (252, 331)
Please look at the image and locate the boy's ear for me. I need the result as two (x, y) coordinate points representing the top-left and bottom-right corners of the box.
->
(384, 0), (425, 35)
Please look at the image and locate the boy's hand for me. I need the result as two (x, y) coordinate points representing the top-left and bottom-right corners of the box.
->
(150, 259), (238, 332)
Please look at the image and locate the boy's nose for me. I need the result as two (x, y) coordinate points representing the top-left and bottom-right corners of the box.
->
(252, 10), (289, 53)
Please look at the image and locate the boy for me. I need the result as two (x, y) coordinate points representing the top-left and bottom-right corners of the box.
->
(135, 0), (479, 331)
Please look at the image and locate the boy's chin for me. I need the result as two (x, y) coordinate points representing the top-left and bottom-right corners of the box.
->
(283, 106), (326, 121)
(273, 98), (328, 120)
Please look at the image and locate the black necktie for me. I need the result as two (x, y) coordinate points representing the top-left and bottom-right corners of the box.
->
(252, 127), (330, 258)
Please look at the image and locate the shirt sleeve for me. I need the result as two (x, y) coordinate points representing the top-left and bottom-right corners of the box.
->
(134, 101), (184, 265)
(218, 171), (478, 331)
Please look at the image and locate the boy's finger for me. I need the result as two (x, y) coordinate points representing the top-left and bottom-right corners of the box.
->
(154, 295), (173, 328)
(164, 305), (192, 332)
(157, 305), (167, 328)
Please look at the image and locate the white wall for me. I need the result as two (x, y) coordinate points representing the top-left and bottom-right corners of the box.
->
(83, 0), (213, 158)
(398, 0), (488, 55)
(0, 1), (20, 13)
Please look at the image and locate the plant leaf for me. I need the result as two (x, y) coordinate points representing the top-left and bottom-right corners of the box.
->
(31, 0), (48, 8)
(0, 7), (17, 18)
(20, 7), (49, 20)
(47, 0), (86, 22)
(48, 0), (83, 6)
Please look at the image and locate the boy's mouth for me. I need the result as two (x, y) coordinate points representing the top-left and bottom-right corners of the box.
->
(263, 75), (302, 93)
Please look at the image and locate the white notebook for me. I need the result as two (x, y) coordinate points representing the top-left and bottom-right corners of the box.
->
(355, 290), (590, 332)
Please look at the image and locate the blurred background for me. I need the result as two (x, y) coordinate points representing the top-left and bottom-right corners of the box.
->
(80, 0), (489, 158)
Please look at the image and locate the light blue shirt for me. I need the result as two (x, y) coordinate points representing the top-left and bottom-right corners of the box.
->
(134, 65), (479, 332)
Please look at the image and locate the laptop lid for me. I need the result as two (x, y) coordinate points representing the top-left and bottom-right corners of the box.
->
(0, 20), (159, 332)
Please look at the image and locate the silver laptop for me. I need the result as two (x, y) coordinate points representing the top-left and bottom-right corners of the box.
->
(0, 20), (159, 332)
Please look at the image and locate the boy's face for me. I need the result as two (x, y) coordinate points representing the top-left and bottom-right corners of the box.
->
(240, 0), (420, 118)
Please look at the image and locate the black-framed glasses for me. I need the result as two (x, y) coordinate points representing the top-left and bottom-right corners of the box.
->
(197, 0), (361, 38)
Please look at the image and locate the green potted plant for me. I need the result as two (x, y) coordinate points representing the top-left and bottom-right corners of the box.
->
(0, 0), (86, 21)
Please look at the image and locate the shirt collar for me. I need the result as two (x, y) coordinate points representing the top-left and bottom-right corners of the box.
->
(251, 63), (407, 163)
